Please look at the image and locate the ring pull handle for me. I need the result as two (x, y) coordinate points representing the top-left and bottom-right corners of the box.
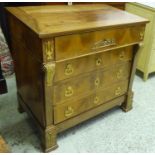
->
(65, 86), (73, 97)
(94, 96), (100, 105)
(95, 78), (100, 87)
(119, 51), (125, 60)
(115, 87), (122, 96)
(96, 58), (102, 66)
(65, 64), (74, 76)
(65, 106), (74, 117)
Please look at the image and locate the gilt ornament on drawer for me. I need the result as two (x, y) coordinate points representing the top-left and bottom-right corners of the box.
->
(95, 78), (100, 87)
(92, 39), (116, 49)
(65, 64), (74, 75)
(65, 106), (74, 117)
(119, 51), (125, 60)
(65, 86), (74, 97)
(115, 87), (122, 96)
(96, 58), (102, 66)
(94, 96), (100, 105)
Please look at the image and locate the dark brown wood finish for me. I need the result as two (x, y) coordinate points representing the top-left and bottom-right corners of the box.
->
(6, 4), (148, 152)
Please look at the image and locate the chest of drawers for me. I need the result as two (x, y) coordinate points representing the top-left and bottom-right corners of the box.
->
(6, 4), (148, 152)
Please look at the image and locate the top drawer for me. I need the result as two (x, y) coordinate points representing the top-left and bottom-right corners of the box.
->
(55, 26), (145, 60)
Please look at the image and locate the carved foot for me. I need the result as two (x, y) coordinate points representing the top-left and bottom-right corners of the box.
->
(42, 125), (58, 152)
(18, 104), (25, 113)
(121, 105), (132, 112)
(121, 91), (134, 112)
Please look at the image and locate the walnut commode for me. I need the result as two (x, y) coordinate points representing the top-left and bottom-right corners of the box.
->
(6, 4), (148, 152)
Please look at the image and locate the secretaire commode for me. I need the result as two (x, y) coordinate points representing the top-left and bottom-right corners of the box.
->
(6, 4), (148, 152)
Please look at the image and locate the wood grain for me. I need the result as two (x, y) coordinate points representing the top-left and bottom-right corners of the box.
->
(6, 4), (148, 38)
(54, 80), (129, 124)
(53, 62), (131, 105)
(57, 95), (125, 133)
(54, 46), (133, 81)
(55, 26), (145, 60)
(6, 4), (148, 152)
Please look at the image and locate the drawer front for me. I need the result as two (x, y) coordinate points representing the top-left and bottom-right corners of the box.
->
(54, 46), (133, 82)
(54, 80), (128, 124)
(53, 62), (131, 105)
(55, 26), (144, 60)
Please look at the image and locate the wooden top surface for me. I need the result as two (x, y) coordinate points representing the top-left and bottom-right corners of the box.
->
(6, 4), (148, 38)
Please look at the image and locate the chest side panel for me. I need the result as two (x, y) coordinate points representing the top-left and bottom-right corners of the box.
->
(7, 13), (47, 126)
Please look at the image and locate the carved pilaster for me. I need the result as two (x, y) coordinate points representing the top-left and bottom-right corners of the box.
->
(42, 39), (54, 62)
(42, 61), (57, 152)
(121, 44), (140, 112)
(43, 63), (55, 126)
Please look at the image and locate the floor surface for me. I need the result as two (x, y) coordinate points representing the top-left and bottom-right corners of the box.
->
(0, 74), (155, 153)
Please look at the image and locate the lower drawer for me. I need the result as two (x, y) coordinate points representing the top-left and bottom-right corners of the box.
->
(54, 80), (129, 124)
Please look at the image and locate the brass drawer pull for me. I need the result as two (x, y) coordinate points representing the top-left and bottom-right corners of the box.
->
(96, 58), (102, 66)
(115, 87), (122, 96)
(65, 86), (73, 97)
(119, 51), (125, 60)
(65, 64), (74, 76)
(94, 96), (100, 105)
(65, 106), (74, 117)
(140, 32), (144, 40)
(95, 78), (100, 87)
(117, 69), (123, 79)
